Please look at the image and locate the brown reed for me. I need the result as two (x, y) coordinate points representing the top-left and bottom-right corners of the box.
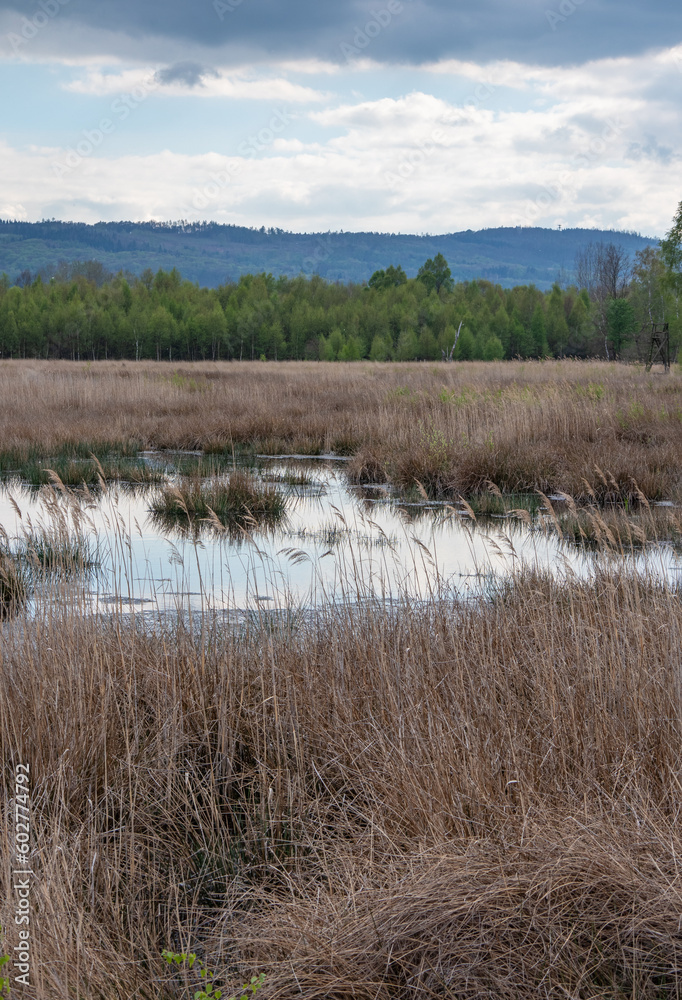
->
(0, 358), (680, 501)
(1, 555), (681, 998)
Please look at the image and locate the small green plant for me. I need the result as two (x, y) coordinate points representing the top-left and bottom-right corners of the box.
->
(575, 381), (605, 401)
(418, 422), (449, 469)
(438, 386), (475, 406)
(387, 385), (412, 400)
(0, 924), (10, 997)
(162, 950), (265, 1000)
(169, 371), (203, 392)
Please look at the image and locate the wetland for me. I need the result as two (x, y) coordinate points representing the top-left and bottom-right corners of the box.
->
(1, 359), (681, 1000)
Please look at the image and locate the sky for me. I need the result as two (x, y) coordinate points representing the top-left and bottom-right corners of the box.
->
(0, 0), (681, 235)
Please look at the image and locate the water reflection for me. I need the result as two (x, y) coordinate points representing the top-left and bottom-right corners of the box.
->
(0, 458), (679, 613)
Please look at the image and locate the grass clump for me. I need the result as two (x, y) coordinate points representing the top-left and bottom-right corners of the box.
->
(0, 439), (144, 478)
(262, 469), (316, 487)
(5, 568), (682, 998)
(20, 530), (100, 577)
(460, 490), (542, 518)
(18, 455), (164, 488)
(149, 470), (287, 531)
(552, 502), (682, 549)
(0, 546), (26, 616)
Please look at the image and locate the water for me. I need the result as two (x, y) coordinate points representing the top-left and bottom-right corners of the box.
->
(0, 457), (679, 614)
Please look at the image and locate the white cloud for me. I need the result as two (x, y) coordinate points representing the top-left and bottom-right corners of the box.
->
(0, 45), (680, 236)
(64, 69), (159, 95)
(64, 67), (328, 102)
(425, 46), (682, 107)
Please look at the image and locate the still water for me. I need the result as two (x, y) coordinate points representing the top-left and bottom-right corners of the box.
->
(0, 457), (679, 613)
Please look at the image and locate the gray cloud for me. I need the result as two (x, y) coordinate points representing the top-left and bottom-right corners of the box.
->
(0, 0), (681, 66)
(155, 61), (218, 87)
(625, 135), (678, 164)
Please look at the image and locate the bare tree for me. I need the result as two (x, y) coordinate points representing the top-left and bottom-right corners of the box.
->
(442, 320), (463, 362)
(600, 243), (631, 299)
(574, 241), (632, 358)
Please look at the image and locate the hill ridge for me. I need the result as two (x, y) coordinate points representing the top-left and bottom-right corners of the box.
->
(0, 220), (659, 290)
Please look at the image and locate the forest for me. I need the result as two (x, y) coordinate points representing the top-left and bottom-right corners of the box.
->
(0, 219), (656, 287)
(0, 241), (678, 363)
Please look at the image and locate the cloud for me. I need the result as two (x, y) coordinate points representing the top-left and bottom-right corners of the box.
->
(0, 0), (680, 68)
(625, 136), (678, 164)
(64, 69), (160, 95)
(2, 51), (678, 239)
(155, 60), (218, 87)
(64, 66), (327, 101)
(1, 29), (679, 239)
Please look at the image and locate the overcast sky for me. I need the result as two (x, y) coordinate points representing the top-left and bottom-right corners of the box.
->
(1, 0), (680, 234)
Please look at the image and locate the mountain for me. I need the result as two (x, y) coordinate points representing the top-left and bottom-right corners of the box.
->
(0, 220), (659, 290)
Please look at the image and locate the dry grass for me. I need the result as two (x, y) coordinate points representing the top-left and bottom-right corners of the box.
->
(552, 502), (682, 549)
(1, 360), (681, 997)
(149, 470), (287, 532)
(0, 547), (26, 614)
(0, 359), (680, 501)
(1, 557), (682, 998)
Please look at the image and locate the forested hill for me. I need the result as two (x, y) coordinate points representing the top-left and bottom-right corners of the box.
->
(0, 220), (657, 290)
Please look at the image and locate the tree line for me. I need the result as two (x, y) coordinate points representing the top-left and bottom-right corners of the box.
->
(0, 221), (680, 363)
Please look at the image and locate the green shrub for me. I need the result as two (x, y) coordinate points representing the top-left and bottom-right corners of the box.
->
(162, 950), (265, 1000)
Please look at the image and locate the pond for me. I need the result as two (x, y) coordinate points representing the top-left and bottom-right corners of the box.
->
(0, 455), (679, 615)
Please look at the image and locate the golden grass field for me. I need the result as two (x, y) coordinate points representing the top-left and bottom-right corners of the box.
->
(0, 359), (681, 999)
(0, 358), (680, 500)
(2, 570), (682, 998)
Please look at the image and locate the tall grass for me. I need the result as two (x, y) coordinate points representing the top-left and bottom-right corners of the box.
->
(0, 546), (26, 614)
(0, 359), (679, 501)
(1, 524), (682, 996)
(149, 470), (287, 531)
(0, 361), (681, 997)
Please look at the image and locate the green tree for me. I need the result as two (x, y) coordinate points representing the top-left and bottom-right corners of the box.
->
(483, 335), (505, 360)
(340, 334), (363, 360)
(530, 304), (549, 357)
(491, 306), (510, 355)
(0, 310), (18, 357)
(395, 329), (418, 360)
(417, 328), (439, 360)
(368, 264), (407, 290)
(319, 328), (344, 361)
(147, 305), (177, 361)
(369, 334), (392, 360)
(455, 328), (475, 360)
(660, 200), (682, 288)
(606, 297), (636, 356)
(546, 284), (570, 356)
(417, 253), (454, 294)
